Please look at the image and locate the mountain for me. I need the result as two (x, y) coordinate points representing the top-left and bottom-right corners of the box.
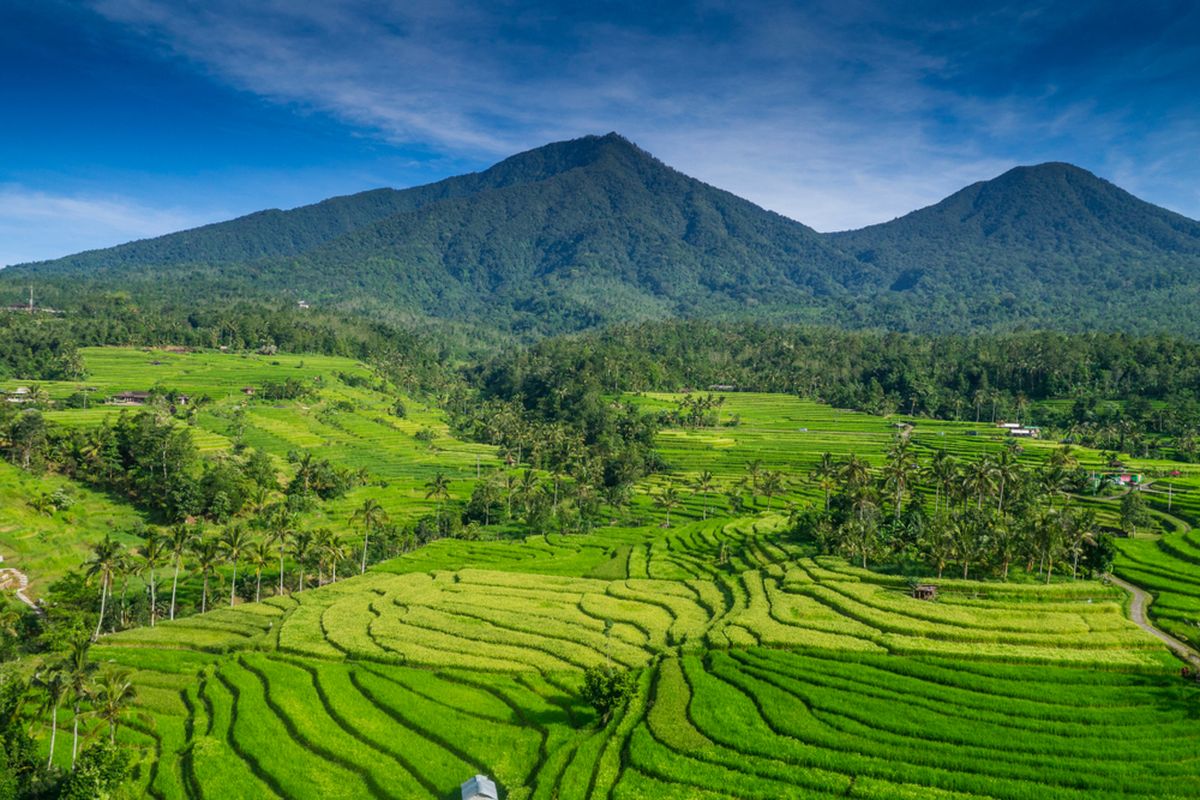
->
(5, 136), (1200, 336)
(829, 162), (1200, 330)
(2, 134), (866, 335)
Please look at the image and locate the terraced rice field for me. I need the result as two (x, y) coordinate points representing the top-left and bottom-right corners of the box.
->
(83, 511), (1193, 800)
(8, 360), (1200, 798)
(1115, 528), (1200, 647)
(0, 347), (500, 590)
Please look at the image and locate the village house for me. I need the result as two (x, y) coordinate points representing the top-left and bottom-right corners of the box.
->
(108, 391), (152, 407)
(5, 387), (31, 404)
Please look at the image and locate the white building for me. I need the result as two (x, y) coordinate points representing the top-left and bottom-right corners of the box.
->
(461, 774), (499, 800)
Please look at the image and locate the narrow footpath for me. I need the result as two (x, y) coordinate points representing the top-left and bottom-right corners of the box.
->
(1107, 573), (1200, 668)
(0, 554), (40, 614)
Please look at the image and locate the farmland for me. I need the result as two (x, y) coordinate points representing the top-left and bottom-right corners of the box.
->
(4, 350), (1200, 799)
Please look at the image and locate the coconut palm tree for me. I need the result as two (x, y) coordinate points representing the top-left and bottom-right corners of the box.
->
(992, 449), (1022, 517)
(166, 524), (196, 621)
(192, 538), (222, 614)
(691, 470), (716, 520)
(219, 525), (252, 606)
(246, 540), (273, 602)
(139, 531), (168, 626)
(759, 470), (786, 512)
(881, 438), (919, 517)
(654, 482), (682, 527)
(744, 459), (764, 506)
(83, 535), (123, 641)
(313, 528), (344, 584)
(350, 498), (388, 575)
(924, 450), (958, 516)
(264, 504), (296, 595)
(89, 666), (140, 744)
(33, 663), (69, 769)
(424, 472), (451, 518)
(291, 531), (314, 592)
(63, 637), (96, 771)
(809, 452), (839, 511)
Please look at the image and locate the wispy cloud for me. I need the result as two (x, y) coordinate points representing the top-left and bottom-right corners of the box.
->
(67, 1), (1200, 229)
(0, 186), (213, 267)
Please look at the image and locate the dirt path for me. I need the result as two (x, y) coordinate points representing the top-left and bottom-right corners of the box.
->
(0, 565), (40, 614)
(1107, 573), (1200, 668)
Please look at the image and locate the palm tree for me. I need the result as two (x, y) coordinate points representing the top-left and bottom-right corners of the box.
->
(759, 470), (786, 512)
(192, 538), (222, 613)
(963, 457), (997, 510)
(246, 540), (273, 603)
(84, 535), (123, 641)
(744, 460), (764, 506)
(140, 531), (168, 626)
(314, 528), (344, 584)
(219, 525), (252, 606)
(63, 637), (96, 771)
(924, 450), (958, 516)
(291, 531), (314, 592)
(166, 524), (196, 621)
(882, 438), (919, 517)
(992, 449), (1022, 517)
(691, 470), (716, 520)
(809, 452), (839, 512)
(424, 472), (451, 518)
(33, 663), (69, 769)
(264, 505), (295, 595)
(350, 498), (388, 575)
(90, 667), (139, 744)
(839, 455), (872, 494)
(654, 482), (682, 527)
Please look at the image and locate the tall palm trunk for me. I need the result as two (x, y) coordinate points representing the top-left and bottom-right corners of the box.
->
(229, 564), (238, 607)
(201, 575), (208, 613)
(71, 701), (80, 770)
(278, 546), (286, 595)
(360, 528), (370, 574)
(256, 570), (262, 603)
(92, 574), (108, 641)
(149, 567), (156, 626)
(47, 702), (59, 768)
(170, 557), (182, 620)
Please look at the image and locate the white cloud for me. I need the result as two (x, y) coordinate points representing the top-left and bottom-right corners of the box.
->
(0, 186), (214, 267)
(83, 0), (1200, 228)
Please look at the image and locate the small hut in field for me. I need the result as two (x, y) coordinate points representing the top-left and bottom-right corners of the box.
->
(912, 584), (938, 601)
(461, 774), (499, 800)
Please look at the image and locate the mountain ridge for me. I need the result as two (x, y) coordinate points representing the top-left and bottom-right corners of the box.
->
(4, 134), (1199, 336)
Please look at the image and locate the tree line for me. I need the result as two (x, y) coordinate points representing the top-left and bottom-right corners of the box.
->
(794, 438), (1122, 582)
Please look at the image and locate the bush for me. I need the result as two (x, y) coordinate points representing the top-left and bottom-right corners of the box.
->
(582, 665), (637, 723)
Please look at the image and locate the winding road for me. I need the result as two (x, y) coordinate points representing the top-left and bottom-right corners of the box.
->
(1107, 573), (1200, 668)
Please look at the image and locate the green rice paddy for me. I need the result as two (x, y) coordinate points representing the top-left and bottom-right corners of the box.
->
(6, 350), (1200, 798)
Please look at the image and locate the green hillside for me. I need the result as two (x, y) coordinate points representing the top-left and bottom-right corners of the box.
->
(7, 134), (1199, 335)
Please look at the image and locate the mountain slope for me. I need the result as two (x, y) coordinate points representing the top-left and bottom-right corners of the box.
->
(830, 163), (1200, 329)
(4, 134), (866, 334)
(5, 139), (1200, 336)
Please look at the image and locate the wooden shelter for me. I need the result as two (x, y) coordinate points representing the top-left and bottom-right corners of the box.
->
(912, 584), (938, 601)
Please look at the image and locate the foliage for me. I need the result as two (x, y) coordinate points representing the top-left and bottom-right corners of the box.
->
(581, 664), (637, 723)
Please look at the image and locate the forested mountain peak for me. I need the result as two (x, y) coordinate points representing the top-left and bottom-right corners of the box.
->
(836, 160), (1200, 252)
(5, 136), (1200, 336)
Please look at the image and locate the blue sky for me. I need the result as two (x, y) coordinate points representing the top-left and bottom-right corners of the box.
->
(1, 0), (1197, 266)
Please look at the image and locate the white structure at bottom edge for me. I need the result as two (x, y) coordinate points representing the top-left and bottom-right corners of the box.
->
(461, 774), (499, 800)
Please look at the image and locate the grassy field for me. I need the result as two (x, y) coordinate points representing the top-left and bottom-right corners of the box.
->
(6, 353), (1200, 798)
(1, 347), (500, 593)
